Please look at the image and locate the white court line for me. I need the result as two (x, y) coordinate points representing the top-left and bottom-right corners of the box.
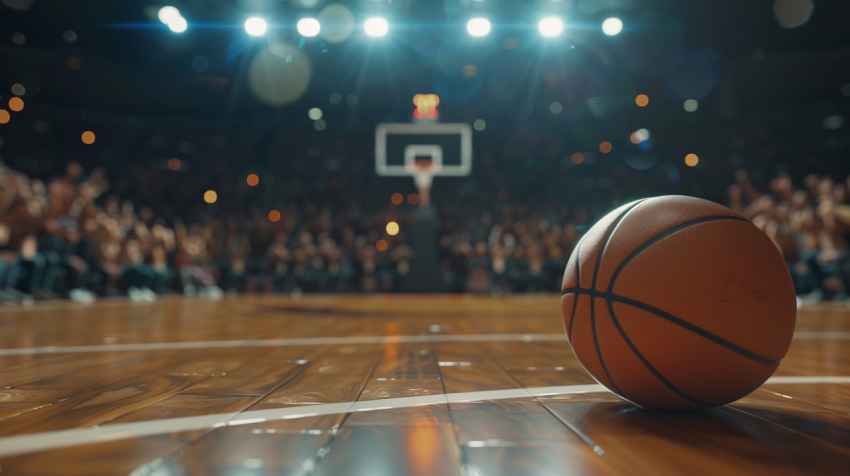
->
(0, 378), (846, 458)
(0, 334), (568, 356)
(1, 331), (847, 356)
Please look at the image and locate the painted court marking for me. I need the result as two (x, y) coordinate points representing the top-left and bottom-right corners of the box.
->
(1, 332), (848, 356)
(0, 377), (848, 457)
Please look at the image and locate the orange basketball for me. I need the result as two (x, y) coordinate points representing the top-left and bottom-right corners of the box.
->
(560, 196), (796, 410)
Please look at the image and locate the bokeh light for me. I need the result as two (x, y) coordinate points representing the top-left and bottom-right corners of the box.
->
(318, 4), (354, 44)
(11, 84), (25, 96)
(550, 102), (563, 114)
(308, 108), (323, 120)
(168, 16), (188, 33)
(635, 94), (649, 107)
(630, 129), (651, 144)
(167, 158), (181, 170)
(683, 99), (699, 112)
(599, 141), (612, 153)
(407, 193), (419, 205)
(0, 110), (9, 124)
(473, 119), (486, 131)
(774, 0), (814, 28)
(314, 119), (326, 131)
(364, 17), (389, 37)
(538, 17), (564, 37)
(158, 6), (181, 24)
(269, 210), (281, 222)
(249, 45), (311, 106)
(81, 131), (96, 144)
(204, 190), (217, 203)
(391, 193), (403, 205)
(685, 153), (699, 166)
(571, 152), (584, 164)
(467, 18), (491, 37)
(386, 222), (400, 235)
(245, 17), (268, 37)
(602, 18), (623, 36)
(247, 174), (260, 186)
(376, 239), (388, 251)
(8, 97), (24, 112)
(297, 18), (321, 37)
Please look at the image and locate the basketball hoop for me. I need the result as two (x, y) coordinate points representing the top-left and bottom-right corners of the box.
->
(375, 122), (472, 211)
(404, 144), (443, 189)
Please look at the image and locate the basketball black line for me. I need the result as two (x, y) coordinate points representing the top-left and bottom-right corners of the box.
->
(605, 300), (710, 407)
(567, 240), (582, 344)
(589, 200), (646, 395)
(559, 289), (782, 367)
(606, 215), (751, 294)
(591, 199), (649, 292)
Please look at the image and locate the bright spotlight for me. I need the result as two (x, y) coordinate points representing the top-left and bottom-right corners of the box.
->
(245, 17), (268, 37)
(168, 16), (188, 33)
(364, 17), (388, 37)
(158, 6), (181, 24)
(538, 17), (564, 37)
(602, 17), (623, 36)
(467, 18), (491, 37)
(297, 18), (321, 37)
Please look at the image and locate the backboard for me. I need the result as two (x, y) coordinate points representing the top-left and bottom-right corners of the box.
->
(375, 123), (472, 187)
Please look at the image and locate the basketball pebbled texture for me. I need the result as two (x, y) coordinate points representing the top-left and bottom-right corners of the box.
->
(560, 196), (797, 410)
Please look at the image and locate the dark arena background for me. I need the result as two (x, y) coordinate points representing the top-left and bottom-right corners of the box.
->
(1, 1), (850, 475)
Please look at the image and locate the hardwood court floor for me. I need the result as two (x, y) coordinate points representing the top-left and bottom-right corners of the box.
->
(0, 295), (848, 475)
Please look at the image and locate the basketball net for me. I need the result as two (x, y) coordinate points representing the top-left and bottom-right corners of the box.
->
(406, 159), (441, 211)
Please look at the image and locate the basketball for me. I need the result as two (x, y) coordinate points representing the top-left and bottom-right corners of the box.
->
(560, 196), (797, 410)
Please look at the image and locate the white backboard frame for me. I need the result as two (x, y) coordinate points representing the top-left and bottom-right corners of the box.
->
(375, 123), (472, 177)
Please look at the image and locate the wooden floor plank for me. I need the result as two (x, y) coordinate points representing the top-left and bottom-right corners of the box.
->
(451, 398), (620, 476)
(540, 393), (776, 476)
(312, 423), (462, 476)
(0, 296), (848, 475)
(252, 344), (381, 407)
(359, 342), (445, 400)
(178, 346), (329, 396)
(645, 405), (850, 475)
(760, 383), (850, 414)
(167, 415), (348, 475)
(0, 373), (209, 436)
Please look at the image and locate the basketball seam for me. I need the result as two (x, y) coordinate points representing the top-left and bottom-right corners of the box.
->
(589, 199), (647, 395)
(560, 288), (782, 367)
(567, 240), (582, 344)
(606, 215), (751, 294)
(605, 299), (710, 407)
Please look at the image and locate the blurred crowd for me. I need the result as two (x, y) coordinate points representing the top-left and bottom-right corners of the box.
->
(0, 161), (579, 304)
(729, 169), (850, 302)
(5, 157), (849, 304)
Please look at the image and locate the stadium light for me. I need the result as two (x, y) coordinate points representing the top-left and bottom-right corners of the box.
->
(245, 17), (268, 37)
(467, 18), (491, 37)
(297, 18), (321, 37)
(364, 17), (389, 37)
(538, 17), (564, 37)
(602, 17), (623, 36)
